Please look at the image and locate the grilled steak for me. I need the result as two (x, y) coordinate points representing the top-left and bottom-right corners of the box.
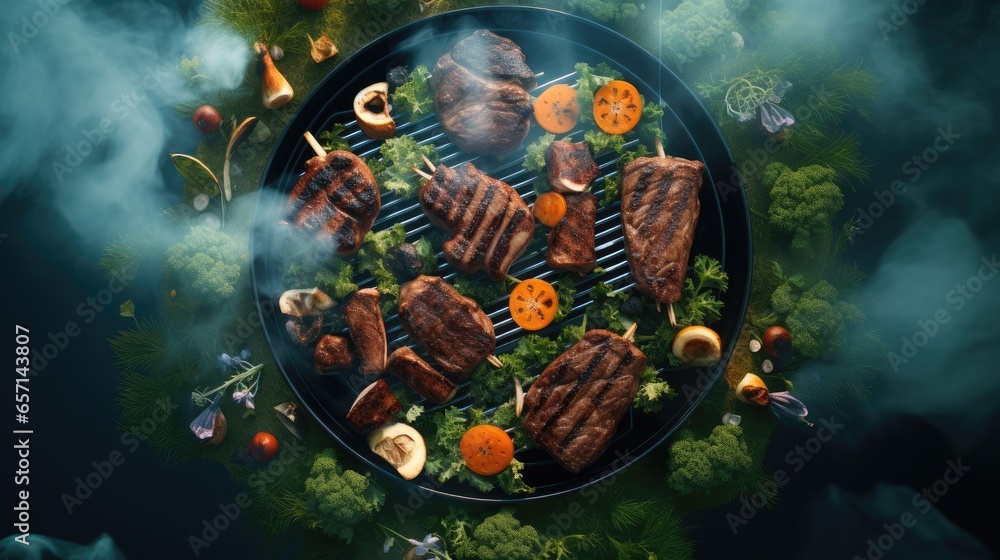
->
(286, 150), (381, 257)
(522, 329), (646, 473)
(546, 192), (597, 274)
(314, 334), (353, 372)
(419, 162), (534, 281)
(621, 156), (705, 304)
(397, 276), (495, 380)
(546, 141), (599, 193)
(343, 289), (387, 376)
(387, 346), (458, 405)
(431, 30), (536, 155)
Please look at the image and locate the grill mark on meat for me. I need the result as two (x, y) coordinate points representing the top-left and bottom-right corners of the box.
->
(546, 192), (597, 273)
(556, 352), (635, 453)
(451, 179), (498, 262)
(627, 165), (657, 214)
(536, 339), (612, 430)
(487, 207), (527, 277)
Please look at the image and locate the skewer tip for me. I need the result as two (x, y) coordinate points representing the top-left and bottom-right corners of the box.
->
(487, 354), (504, 368)
(420, 154), (437, 172)
(654, 136), (666, 159)
(667, 303), (678, 327)
(303, 131), (327, 158)
(622, 322), (639, 342)
(412, 166), (433, 180)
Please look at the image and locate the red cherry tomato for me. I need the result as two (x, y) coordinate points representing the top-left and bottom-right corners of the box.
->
(248, 432), (279, 461)
(298, 0), (329, 10)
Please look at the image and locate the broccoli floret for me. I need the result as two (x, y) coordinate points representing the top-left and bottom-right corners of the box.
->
(666, 424), (752, 495)
(523, 133), (555, 172)
(375, 135), (439, 197)
(165, 227), (244, 305)
(566, 0), (640, 24)
(661, 0), (742, 65)
(303, 450), (385, 542)
(634, 366), (676, 413)
(390, 65), (433, 120)
(454, 509), (542, 560)
(765, 162), (845, 255)
(784, 280), (865, 359)
(770, 283), (796, 315)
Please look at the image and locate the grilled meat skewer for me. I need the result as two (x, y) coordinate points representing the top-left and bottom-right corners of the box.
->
(521, 329), (646, 473)
(621, 142), (705, 308)
(285, 134), (381, 257)
(397, 275), (496, 381)
(417, 160), (534, 282)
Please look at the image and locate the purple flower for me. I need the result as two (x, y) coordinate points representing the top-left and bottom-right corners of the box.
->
(407, 534), (442, 556)
(233, 388), (255, 410)
(189, 393), (223, 440)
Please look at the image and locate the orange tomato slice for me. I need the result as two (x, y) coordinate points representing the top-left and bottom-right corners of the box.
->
(593, 80), (641, 135)
(509, 278), (558, 331)
(533, 84), (580, 134)
(532, 192), (567, 227)
(460, 424), (515, 476)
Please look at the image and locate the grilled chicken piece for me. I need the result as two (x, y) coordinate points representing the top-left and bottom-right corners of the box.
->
(419, 162), (534, 281)
(397, 276), (495, 380)
(343, 289), (387, 376)
(621, 156), (705, 304)
(314, 335), (353, 372)
(522, 329), (646, 473)
(346, 379), (400, 433)
(286, 150), (381, 257)
(546, 141), (600, 193)
(431, 30), (536, 155)
(386, 347), (458, 405)
(546, 192), (597, 274)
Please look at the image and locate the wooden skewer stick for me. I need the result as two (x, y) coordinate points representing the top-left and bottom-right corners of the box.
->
(653, 135), (679, 326)
(421, 154), (436, 173)
(487, 354), (504, 368)
(623, 322), (639, 342)
(654, 136), (666, 159)
(412, 166), (433, 180)
(304, 131), (327, 158)
(668, 303), (678, 327)
(655, 300), (661, 312)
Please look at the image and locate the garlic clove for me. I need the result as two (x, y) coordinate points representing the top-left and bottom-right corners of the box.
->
(353, 82), (396, 139)
(308, 34), (338, 63)
(367, 423), (426, 480)
(671, 325), (723, 367)
(736, 373), (769, 406)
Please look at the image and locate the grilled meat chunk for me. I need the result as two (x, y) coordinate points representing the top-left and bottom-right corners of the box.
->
(314, 335), (353, 372)
(431, 30), (536, 155)
(419, 162), (534, 281)
(522, 329), (646, 473)
(343, 289), (387, 376)
(346, 379), (400, 433)
(621, 156), (705, 304)
(546, 192), (597, 274)
(387, 346), (458, 405)
(397, 276), (495, 380)
(546, 141), (599, 193)
(286, 150), (381, 257)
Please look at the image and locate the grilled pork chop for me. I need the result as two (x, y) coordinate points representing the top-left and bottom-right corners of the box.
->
(419, 162), (534, 281)
(343, 288), (387, 376)
(286, 150), (381, 257)
(522, 329), (646, 473)
(620, 156), (705, 304)
(546, 141), (600, 193)
(546, 192), (597, 274)
(431, 30), (536, 155)
(397, 276), (495, 380)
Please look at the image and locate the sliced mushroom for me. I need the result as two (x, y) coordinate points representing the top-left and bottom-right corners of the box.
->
(367, 423), (426, 480)
(308, 34), (338, 63)
(736, 373), (769, 406)
(278, 288), (335, 317)
(353, 82), (396, 139)
(671, 326), (722, 367)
